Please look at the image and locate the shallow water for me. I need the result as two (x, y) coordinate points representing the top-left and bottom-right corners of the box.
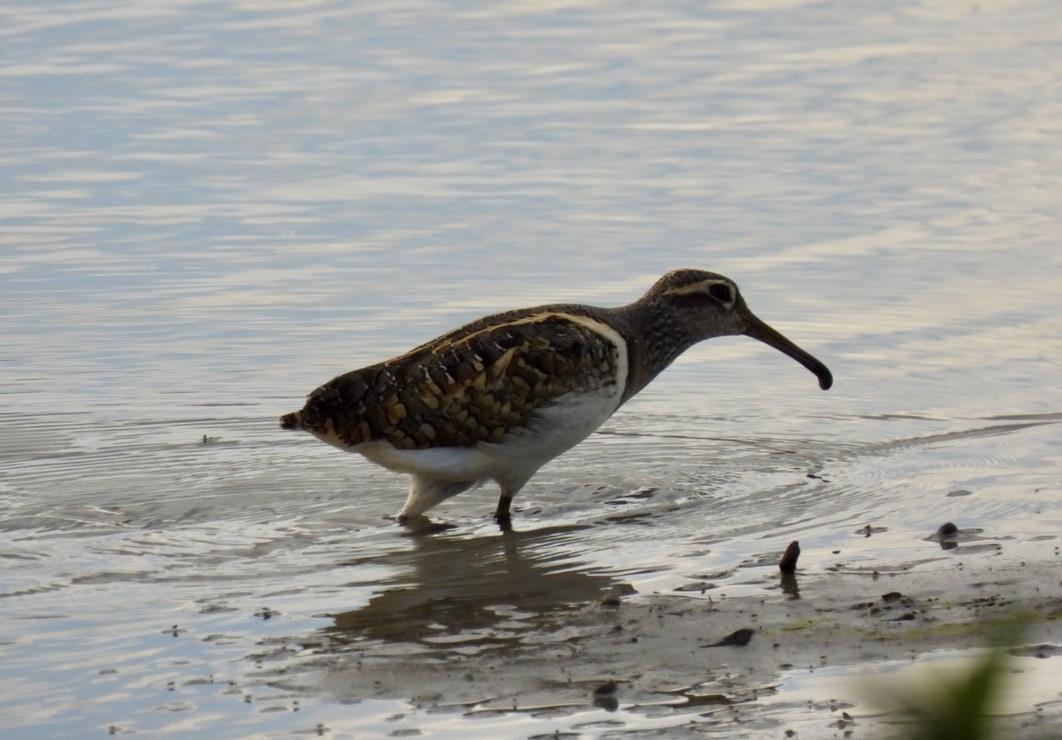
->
(2, 0), (1060, 736)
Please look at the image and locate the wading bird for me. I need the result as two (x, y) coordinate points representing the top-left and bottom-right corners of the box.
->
(281, 269), (832, 529)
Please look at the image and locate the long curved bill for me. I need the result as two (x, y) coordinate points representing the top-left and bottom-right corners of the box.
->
(743, 313), (833, 390)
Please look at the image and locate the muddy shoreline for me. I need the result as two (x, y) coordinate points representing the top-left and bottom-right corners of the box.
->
(260, 541), (1062, 737)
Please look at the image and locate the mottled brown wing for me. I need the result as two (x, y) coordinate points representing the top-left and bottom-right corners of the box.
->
(292, 312), (620, 449)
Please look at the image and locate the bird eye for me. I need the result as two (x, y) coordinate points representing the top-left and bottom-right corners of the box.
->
(708, 283), (733, 303)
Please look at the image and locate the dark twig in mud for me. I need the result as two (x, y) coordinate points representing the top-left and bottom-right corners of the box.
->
(779, 540), (800, 574)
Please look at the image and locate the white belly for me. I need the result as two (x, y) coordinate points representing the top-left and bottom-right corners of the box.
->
(356, 382), (624, 486)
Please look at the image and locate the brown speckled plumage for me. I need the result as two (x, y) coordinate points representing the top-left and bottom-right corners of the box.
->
(282, 310), (620, 450)
(281, 269), (833, 527)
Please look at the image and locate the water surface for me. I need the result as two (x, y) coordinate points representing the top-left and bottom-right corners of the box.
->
(1, 0), (1059, 736)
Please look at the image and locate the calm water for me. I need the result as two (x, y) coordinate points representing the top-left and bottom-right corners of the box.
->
(2, 0), (1060, 737)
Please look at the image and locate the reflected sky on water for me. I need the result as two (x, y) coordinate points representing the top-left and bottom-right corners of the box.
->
(1, 0), (1059, 736)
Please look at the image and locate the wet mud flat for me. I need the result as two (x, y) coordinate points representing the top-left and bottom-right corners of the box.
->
(260, 541), (1062, 738)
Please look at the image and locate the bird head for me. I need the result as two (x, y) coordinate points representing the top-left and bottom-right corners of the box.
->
(646, 269), (833, 390)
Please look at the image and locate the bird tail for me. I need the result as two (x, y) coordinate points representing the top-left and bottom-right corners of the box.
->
(279, 410), (304, 430)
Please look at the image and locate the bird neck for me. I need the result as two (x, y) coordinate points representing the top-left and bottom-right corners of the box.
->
(608, 300), (703, 404)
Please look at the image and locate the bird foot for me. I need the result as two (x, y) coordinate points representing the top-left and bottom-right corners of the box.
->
(395, 513), (455, 534)
(493, 511), (513, 532)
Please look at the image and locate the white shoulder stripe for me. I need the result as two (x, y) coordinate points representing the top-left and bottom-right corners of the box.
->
(552, 313), (629, 400)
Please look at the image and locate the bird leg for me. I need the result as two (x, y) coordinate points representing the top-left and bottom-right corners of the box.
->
(494, 494), (513, 531)
(399, 476), (474, 519)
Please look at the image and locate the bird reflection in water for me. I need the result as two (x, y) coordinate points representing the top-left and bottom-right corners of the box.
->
(324, 524), (621, 646)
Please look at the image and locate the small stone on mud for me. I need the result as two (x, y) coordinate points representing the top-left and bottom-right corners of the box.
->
(705, 628), (754, 648)
(593, 694), (619, 712)
(592, 681), (620, 711)
(936, 521), (959, 537)
(593, 680), (618, 696)
(598, 584), (634, 607)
